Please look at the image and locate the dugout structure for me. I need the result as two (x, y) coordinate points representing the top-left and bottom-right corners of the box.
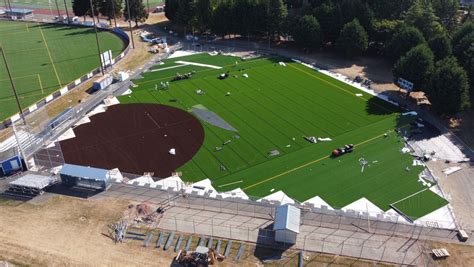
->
(6, 8), (33, 19)
(0, 147), (22, 176)
(60, 164), (111, 191)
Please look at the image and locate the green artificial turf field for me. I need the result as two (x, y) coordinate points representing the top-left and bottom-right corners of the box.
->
(0, 21), (124, 121)
(118, 53), (448, 219)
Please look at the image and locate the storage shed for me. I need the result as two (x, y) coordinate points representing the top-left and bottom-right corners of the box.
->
(60, 164), (111, 190)
(0, 147), (22, 176)
(273, 204), (301, 244)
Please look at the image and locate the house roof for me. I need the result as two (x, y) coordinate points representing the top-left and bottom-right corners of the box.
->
(273, 204), (301, 233)
(60, 164), (110, 181)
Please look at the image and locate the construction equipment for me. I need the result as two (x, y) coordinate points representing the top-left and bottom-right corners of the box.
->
(331, 144), (355, 157)
(175, 246), (225, 266)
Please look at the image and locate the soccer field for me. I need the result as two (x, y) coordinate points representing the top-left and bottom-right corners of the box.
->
(118, 53), (448, 220)
(0, 21), (124, 121)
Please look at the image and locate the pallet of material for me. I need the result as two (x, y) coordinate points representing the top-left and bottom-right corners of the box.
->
(432, 248), (450, 258)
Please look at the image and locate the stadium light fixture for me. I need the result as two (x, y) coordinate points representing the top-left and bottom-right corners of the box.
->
(0, 46), (26, 125)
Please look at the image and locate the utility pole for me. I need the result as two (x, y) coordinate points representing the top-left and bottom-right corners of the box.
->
(0, 47), (26, 125)
(5, 0), (12, 13)
(125, 0), (135, 48)
(109, 0), (117, 28)
(54, 0), (61, 17)
(62, 0), (70, 23)
(89, 0), (105, 75)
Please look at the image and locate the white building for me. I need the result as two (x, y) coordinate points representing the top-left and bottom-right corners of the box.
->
(273, 204), (301, 244)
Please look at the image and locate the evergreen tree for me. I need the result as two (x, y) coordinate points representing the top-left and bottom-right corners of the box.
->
(392, 44), (434, 91)
(176, 0), (196, 33)
(428, 33), (452, 61)
(72, 0), (90, 21)
(266, 0), (288, 39)
(427, 57), (470, 115)
(453, 32), (474, 95)
(195, 0), (212, 32)
(124, 0), (148, 26)
(386, 24), (426, 61)
(165, 0), (180, 22)
(337, 19), (368, 58)
(404, 0), (444, 38)
(291, 15), (321, 51)
(211, 0), (233, 37)
(99, 0), (123, 25)
(313, 1), (343, 43)
(431, 0), (458, 30)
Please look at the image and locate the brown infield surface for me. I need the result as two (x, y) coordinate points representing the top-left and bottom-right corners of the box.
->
(60, 103), (205, 179)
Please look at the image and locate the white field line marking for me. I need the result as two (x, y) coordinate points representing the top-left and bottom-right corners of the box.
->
(218, 180), (243, 188)
(175, 60), (222, 69)
(390, 188), (429, 206)
(148, 64), (187, 72)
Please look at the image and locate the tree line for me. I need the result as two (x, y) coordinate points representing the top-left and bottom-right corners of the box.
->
(72, 0), (148, 26)
(165, 0), (473, 116)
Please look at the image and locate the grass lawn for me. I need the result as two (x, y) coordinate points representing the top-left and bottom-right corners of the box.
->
(0, 20), (124, 121)
(118, 53), (448, 219)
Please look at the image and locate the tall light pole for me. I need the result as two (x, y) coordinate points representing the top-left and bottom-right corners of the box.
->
(0, 47), (26, 125)
(54, 0), (61, 17)
(125, 0), (135, 48)
(89, 0), (105, 75)
(109, 0), (117, 28)
(62, 0), (70, 23)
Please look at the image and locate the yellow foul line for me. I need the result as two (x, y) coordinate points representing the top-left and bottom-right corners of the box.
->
(243, 131), (391, 190)
(39, 26), (62, 87)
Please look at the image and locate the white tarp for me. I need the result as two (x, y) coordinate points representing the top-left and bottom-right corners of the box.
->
(257, 190), (295, 205)
(303, 196), (334, 209)
(342, 197), (383, 214)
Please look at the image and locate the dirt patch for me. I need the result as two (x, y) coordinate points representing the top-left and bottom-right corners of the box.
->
(60, 103), (204, 178)
(0, 196), (177, 266)
(421, 240), (474, 267)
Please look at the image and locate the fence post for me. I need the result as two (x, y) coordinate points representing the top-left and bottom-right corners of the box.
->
(175, 216), (178, 231)
(229, 224), (232, 239)
(247, 227), (250, 241)
(193, 219), (196, 234)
